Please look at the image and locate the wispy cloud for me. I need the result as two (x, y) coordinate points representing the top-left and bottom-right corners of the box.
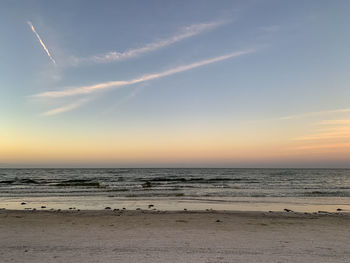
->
(279, 108), (350, 120)
(291, 142), (350, 151)
(316, 119), (350, 125)
(290, 113), (350, 152)
(41, 98), (90, 116)
(294, 127), (350, 141)
(101, 86), (144, 115)
(34, 49), (256, 98)
(27, 21), (56, 65)
(74, 20), (228, 65)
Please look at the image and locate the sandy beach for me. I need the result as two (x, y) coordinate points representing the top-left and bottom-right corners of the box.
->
(0, 210), (349, 263)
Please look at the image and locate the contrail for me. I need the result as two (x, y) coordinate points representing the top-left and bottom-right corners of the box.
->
(42, 98), (90, 116)
(27, 21), (56, 64)
(34, 49), (256, 98)
(76, 20), (228, 65)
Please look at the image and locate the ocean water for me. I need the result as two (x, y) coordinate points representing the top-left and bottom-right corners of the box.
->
(1, 168), (350, 211)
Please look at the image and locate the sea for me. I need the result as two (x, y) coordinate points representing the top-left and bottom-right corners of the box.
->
(1, 168), (350, 212)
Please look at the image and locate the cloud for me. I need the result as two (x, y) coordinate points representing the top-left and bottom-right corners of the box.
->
(279, 108), (350, 120)
(34, 49), (256, 98)
(27, 21), (56, 65)
(100, 86), (144, 115)
(290, 114), (350, 152)
(294, 127), (350, 141)
(316, 119), (350, 125)
(42, 98), (90, 116)
(74, 20), (228, 65)
(266, 107), (350, 153)
(291, 142), (350, 151)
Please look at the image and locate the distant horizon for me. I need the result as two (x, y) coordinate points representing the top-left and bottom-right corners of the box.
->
(2, 165), (350, 169)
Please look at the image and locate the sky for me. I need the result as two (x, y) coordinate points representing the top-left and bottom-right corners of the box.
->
(1, 0), (350, 168)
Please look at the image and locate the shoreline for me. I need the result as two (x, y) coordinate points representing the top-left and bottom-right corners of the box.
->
(1, 195), (350, 213)
(1, 208), (350, 215)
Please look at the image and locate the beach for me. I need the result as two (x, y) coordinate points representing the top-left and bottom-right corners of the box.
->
(3, 0), (350, 262)
(1, 210), (349, 263)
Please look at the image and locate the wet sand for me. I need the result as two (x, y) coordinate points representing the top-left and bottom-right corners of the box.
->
(2, 196), (350, 213)
(0, 210), (349, 262)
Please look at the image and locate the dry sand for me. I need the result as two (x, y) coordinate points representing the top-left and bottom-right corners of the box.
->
(0, 210), (349, 263)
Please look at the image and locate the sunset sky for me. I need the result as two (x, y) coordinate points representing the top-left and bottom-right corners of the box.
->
(1, 0), (350, 167)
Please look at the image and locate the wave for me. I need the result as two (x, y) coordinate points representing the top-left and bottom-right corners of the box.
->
(139, 177), (243, 183)
(302, 191), (350, 197)
(0, 178), (40, 185)
(1, 168), (349, 199)
(55, 179), (101, 187)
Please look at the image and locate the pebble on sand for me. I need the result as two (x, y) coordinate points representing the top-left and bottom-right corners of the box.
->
(105, 207), (111, 210)
(284, 208), (293, 212)
(21, 202), (26, 205)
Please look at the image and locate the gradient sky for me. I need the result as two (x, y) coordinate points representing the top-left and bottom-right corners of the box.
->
(1, 0), (350, 168)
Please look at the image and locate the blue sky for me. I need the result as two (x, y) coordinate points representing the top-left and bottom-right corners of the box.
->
(1, 0), (350, 167)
